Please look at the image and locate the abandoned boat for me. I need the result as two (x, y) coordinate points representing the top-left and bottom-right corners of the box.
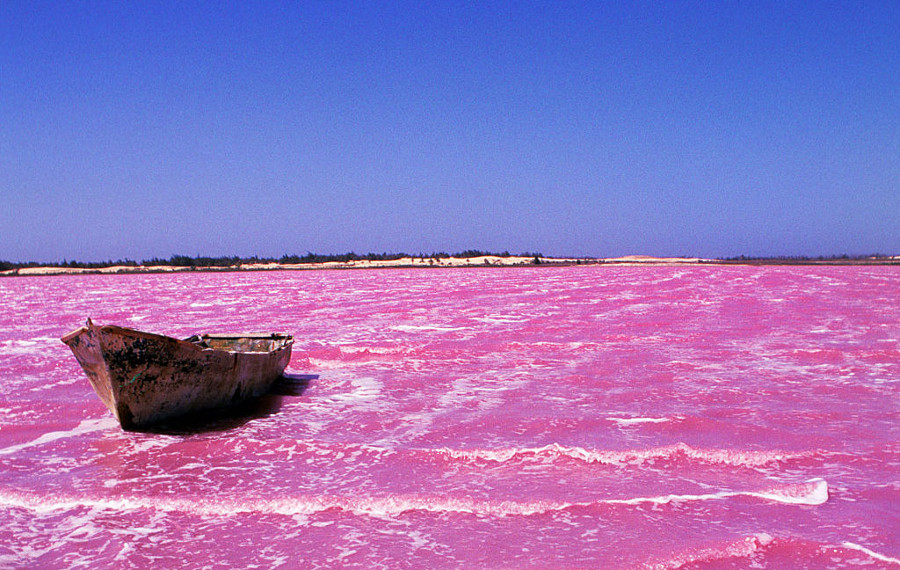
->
(61, 319), (293, 430)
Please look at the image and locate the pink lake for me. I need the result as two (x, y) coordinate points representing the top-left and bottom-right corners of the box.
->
(0, 265), (898, 568)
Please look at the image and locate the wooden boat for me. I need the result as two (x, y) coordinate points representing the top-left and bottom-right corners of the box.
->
(61, 319), (293, 430)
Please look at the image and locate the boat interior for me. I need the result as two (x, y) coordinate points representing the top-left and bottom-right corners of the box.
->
(185, 334), (293, 353)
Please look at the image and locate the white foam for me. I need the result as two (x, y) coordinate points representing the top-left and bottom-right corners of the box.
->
(649, 533), (775, 569)
(0, 339), (39, 356)
(1, 492), (148, 515)
(327, 376), (382, 407)
(608, 416), (671, 426)
(124, 435), (179, 454)
(841, 542), (900, 565)
(435, 442), (811, 468)
(0, 417), (117, 456)
(0, 480), (829, 520)
(608, 478), (828, 507)
(390, 324), (466, 333)
(473, 315), (529, 325)
(337, 346), (393, 356)
(751, 478), (829, 505)
(0, 489), (572, 518)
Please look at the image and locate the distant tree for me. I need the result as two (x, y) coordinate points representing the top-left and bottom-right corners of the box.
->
(457, 249), (489, 258)
(169, 255), (195, 267)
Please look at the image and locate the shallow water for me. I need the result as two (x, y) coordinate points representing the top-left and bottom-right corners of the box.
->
(0, 266), (897, 568)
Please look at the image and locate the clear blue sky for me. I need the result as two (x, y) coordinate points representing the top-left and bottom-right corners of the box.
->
(2, 2), (898, 262)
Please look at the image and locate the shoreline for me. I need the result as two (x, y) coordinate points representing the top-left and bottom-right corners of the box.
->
(2, 254), (898, 277)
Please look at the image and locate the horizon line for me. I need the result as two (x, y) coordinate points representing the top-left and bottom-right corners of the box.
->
(2, 251), (898, 271)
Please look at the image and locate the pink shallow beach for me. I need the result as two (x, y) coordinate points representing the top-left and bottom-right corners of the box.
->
(0, 265), (898, 568)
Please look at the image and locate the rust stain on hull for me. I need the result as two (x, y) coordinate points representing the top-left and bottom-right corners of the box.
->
(61, 319), (293, 430)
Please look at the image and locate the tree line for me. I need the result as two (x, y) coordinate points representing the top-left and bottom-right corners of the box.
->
(712, 254), (895, 263)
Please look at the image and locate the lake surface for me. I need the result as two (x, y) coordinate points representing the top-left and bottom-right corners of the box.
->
(1, 266), (897, 568)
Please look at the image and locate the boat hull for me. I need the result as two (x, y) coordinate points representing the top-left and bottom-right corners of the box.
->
(61, 321), (293, 430)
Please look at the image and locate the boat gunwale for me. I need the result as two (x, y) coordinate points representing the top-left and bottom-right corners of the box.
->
(63, 322), (293, 355)
(61, 325), (87, 343)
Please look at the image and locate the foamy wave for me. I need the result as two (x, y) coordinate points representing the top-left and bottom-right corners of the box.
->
(0, 480), (828, 520)
(435, 442), (812, 468)
(0, 489), (569, 518)
(645, 536), (900, 569)
(752, 478), (829, 505)
(608, 478), (828, 507)
(0, 417), (117, 456)
(643, 533), (775, 569)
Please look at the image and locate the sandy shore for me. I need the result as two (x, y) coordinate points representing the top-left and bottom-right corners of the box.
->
(3, 255), (572, 276)
(4, 254), (897, 277)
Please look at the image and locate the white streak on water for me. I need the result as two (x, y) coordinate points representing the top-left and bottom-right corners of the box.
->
(390, 325), (466, 333)
(326, 376), (383, 409)
(0, 417), (117, 456)
(606, 478), (828, 507)
(0, 340), (38, 356)
(841, 542), (900, 565)
(608, 417), (672, 426)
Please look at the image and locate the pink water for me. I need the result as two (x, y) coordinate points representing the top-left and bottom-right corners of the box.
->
(1, 266), (897, 568)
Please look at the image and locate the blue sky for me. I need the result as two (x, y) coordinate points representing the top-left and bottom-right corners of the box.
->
(2, 2), (898, 262)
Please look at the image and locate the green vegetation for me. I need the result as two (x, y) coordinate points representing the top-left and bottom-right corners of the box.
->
(0, 258), (139, 270)
(712, 254), (897, 265)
